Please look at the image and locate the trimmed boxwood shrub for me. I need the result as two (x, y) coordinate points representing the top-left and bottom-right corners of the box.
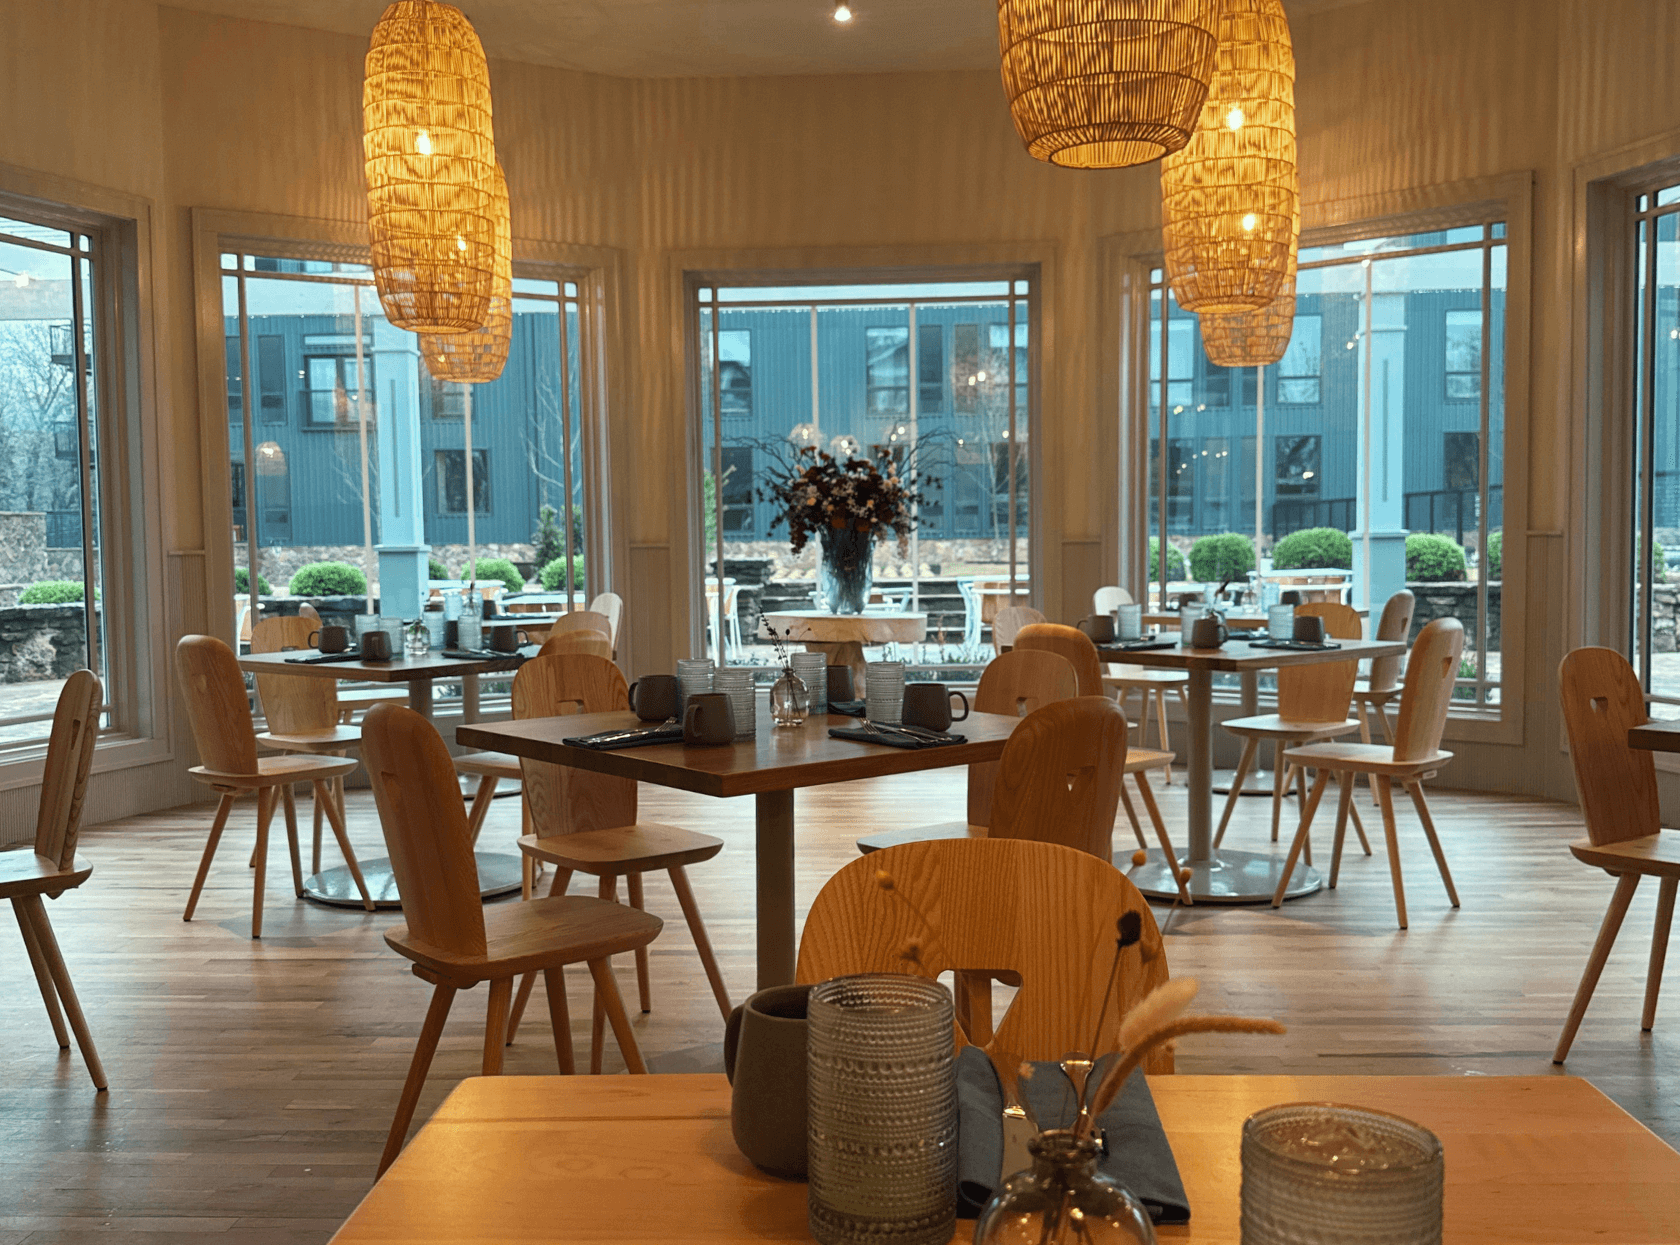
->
(427, 556), (450, 581)
(20, 580), (92, 605)
(1484, 530), (1502, 580)
(539, 555), (587, 591)
(1149, 537), (1186, 582)
(461, 557), (525, 594)
(1270, 527), (1353, 570)
(1188, 532), (1255, 585)
(1406, 533), (1467, 582)
(234, 567), (273, 596)
(288, 561), (368, 596)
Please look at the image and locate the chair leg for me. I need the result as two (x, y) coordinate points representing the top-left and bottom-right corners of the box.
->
(591, 875), (616, 1074)
(482, 977), (512, 1075)
(625, 872), (652, 1014)
(465, 775), (498, 848)
(1375, 777), (1408, 929)
(587, 957), (648, 1074)
(251, 786), (275, 940)
(1644, 876), (1677, 1032)
(544, 966), (575, 1074)
(1357, 701), (1378, 805)
(13, 897), (69, 1048)
(378, 982), (457, 1176)
(669, 865), (732, 1021)
(1214, 738), (1258, 849)
(1554, 874), (1640, 1063)
(1347, 791), (1373, 854)
(185, 793), (237, 922)
(315, 780), (375, 912)
(1405, 781), (1460, 908)
(1330, 770), (1356, 889)
(280, 783), (304, 897)
(1291, 765), (1312, 867)
(1270, 743), (1286, 842)
(1118, 781), (1149, 851)
(1271, 767), (1332, 907)
(19, 895), (105, 1090)
(1154, 690), (1173, 784)
(505, 866), (577, 1047)
(1134, 772), (1190, 906)
(311, 780), (324, 877)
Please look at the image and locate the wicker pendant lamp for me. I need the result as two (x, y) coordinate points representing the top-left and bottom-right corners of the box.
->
(1161, 0), (1296, 313)
(997, 0), (1223, 169)
(1200, 267), (1296, 367)
(363, 0), (497, 334)
(420, 162), (511, 384)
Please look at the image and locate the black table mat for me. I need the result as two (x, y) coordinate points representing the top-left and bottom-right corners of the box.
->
(563, 724), (685, 751)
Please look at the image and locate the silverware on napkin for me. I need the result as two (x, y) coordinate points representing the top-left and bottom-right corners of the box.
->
(990, 1048), (1038, 1181)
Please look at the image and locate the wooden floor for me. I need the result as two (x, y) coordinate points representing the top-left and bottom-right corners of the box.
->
(2, 768), (1676, 1243)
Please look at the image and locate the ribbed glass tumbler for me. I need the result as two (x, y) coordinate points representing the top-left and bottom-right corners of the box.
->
(1240, 1103), (1443, 1245)
(806, 974), (957, 1245)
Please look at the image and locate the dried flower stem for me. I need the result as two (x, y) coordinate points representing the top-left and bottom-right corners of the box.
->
(1077, 1015), (1286, 1135)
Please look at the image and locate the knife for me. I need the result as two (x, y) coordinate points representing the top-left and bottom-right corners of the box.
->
(989, 1047), (1038, 1182)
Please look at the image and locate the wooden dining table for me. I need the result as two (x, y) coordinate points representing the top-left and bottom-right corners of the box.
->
(457, 708), (1022, 988)
(330, 1072), (1680, 1243)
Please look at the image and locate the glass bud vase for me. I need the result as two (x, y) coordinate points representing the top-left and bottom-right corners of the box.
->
(770, 666), (809, 728)
(818, 524), (874, 615)
(973, 1131), (1156, 1245)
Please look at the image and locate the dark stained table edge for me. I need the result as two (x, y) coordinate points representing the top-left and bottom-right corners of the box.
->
(1629, 720), (1680, 752)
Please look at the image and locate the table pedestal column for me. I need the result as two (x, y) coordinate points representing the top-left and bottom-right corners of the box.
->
(755, 790), (796, 989)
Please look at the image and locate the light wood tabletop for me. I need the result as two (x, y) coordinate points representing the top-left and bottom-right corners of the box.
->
(1628, 718), (1680, 752)
(237, 649), (524, 720)
(457, 709), (1022, 988)
(331, 1072), (1680, 1244)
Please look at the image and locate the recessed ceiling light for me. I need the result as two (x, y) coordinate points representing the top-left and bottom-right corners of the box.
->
(833, 2), (853, 22)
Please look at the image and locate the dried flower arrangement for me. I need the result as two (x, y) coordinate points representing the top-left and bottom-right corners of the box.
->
(760, 446), (932, 556)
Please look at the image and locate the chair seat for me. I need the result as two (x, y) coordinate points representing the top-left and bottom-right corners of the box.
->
(1223, 713), (1362, 742)
(0, 849), (91, 899)
(455, 750), (523, 780)
(1103, 666), (1189, 687)
(1569, 831), (1680, 878)
(518, 823), (725, 873)
(190, 753), (359, 790)
(857, 820), (985, 854)
(1123, 747), (1174, 773)
(1282, 740), (1453, 776)
(385, 892), (663, 985)
(1351, 680), (1400, 705)
(257, 725), (362, 754)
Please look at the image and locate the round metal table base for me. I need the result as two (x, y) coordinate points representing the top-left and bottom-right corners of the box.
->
(302, 852), (525, 909)
(1126, 848), (1322, 905)
(1210, 766), (1278, 797)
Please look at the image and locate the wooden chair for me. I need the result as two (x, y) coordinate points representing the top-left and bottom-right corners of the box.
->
(550, 609), (612, 640)
(589, 591), (624, 654)
(358, 703), (662, 1176)
(1103, 665), (1188, 784)
(1552, 647), (1680, 1062)
(1213, 602), (1371, 854)
(797, 838), (1173, 1069)
(538, 630), (614, 661)
(1350, 590), (1416, 800)
(251, 615), (368, 878)
(1015, 623), (1189, 900)
(992, 605), (1046, 653)
(508, 653), (732, 1066)
(856, 648), (1080, 853)
(1271, 618), (1466, 926)
(174, 635), (366, 936)
(4, 670), (106, 1090)
(1092, 585), (1133, 615)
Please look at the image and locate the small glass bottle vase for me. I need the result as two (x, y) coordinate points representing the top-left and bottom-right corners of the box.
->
(770, 666), (808, 728)
(973, 1131), (1156, 1245)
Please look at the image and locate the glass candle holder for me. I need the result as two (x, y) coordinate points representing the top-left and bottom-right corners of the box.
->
(713, 667), (756, 738)
(864, 661), (905, 724)
(1115, 603), (1143, 641)
(677, 658), (714, 708)
(807, 974), (956, 1245)
(790, 652), (828, 716)
(1241, 1103), (1443, 1245)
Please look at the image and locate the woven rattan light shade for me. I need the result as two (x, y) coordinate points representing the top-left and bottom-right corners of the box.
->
(421, 162), (511, 384)
(1161, 0), (1296, 313)
(997, 0), (1223, 169)
(1200, 267), (1297, 368)
(363, 0), (497, 334)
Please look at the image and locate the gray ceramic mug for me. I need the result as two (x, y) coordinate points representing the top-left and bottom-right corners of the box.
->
(902, 683), (971, 732)
(359, 630), (391, 661)
(1293, 613), (1327, 645)
(683, 692), (736, 745)
(628, 674), (681, 722)
(722, 983), (812, 1178)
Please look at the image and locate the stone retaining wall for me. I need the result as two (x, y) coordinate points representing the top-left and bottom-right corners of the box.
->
(1406, 581), (1501, 649)
(0, 604), (92, 681)
(0, 512), (87, 606)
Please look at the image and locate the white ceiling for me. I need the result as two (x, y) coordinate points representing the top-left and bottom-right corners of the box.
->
(172, 0), (1366, 79)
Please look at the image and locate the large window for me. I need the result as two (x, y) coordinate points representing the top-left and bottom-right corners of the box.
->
(695, 272), (1036, 671)
(1146, 218), (1507, 707)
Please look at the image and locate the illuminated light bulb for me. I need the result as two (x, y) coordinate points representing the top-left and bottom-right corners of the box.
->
(415, 129), (432, 155)
(1242, 212), (1257, 231)
(833, 1), (852, 21)
(12, 272), (27, 288)
(976, 371), (987, 382)
(1225, 105), (1244, 131)
(456, 235), (468, 252)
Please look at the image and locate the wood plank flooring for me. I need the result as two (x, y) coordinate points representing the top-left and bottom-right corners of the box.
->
(1, 770), (1676, 1242)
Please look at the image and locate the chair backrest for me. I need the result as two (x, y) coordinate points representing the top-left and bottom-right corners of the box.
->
(1558, 647), (1661, 847)
(797, 838), (1172, 1068)
(251, 614), (338, 733)
(175, 634), (259, 776)
(360, 703), (487, 956)
(550, 609), (611, 639)
(993, 605), (1047, 652)
(513, 653), (636, 835)
(989, 697), (1128, 860)
(589, 592), (624, 646)
(538, 631), (614, 661)
(298, 602), (322, 624)
(1092, 585), (1133, 615)
(967, 649), (1081, 826)
(34, 669), (102, 870)
(1367, 589), (1416, 693)
(1391, 617), (1465, 762)
(1276, 602), (1364, 722)
(1015, 622), (1104, 695)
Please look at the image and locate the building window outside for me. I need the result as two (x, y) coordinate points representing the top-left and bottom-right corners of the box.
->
(701, 328), (751, 418)
(435, 449), (490, 514)
(1443, 431), (1479, 491)
(1277, 314), (1322, 404)
(719, 445), (754, 533)
(303, 353), (376, 428)
(1444, 308), (1482, 401)
(1275, 435), (1321, 496)
(429, 375), (466, 420)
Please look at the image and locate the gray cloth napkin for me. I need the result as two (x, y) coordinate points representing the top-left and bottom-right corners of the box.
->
(954, 1046), (1189, 1225)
